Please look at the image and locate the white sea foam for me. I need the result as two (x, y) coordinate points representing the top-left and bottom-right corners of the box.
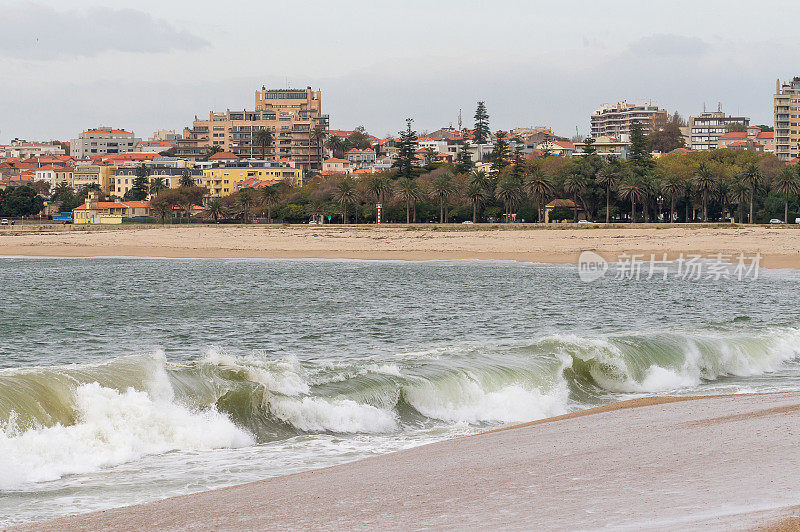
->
(403, 376), (571, 424)
(0, 382), (254, 490)
(266, 395), (399, 433)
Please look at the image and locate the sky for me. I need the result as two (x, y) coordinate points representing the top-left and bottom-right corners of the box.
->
(0, 0), (798, 143)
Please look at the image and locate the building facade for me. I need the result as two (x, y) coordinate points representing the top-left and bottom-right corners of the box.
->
(200, 162), (302, 198)
(70, 128), (141, 158)
(688, 111), (749, 151)
(590, 101), (667, 141)
(774, 77), (800, 161)
(113, 165), (202, 198)
(177, 87), (328, 171)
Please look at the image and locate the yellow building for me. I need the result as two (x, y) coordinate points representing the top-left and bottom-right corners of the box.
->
(200, 165), (302, 197)
(72, 165), (116, 194)
(73, 191), (126, 224)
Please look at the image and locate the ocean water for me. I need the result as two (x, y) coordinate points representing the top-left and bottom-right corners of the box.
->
(2, 257), (800, 525)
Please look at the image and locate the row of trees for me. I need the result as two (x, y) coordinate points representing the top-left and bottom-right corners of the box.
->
(210, 132), (797, 225)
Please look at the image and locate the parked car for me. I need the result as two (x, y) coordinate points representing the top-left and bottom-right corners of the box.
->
(577, 220), (592, 224)
(769, 219), (784, 225)
(462, 221), (474, 225)
(0, 219), (8, 225)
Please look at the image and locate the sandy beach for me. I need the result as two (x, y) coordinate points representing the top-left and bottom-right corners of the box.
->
(2, 223), (800, 268)
(13, 392), (800, 531)
(5, 224), (800, 530)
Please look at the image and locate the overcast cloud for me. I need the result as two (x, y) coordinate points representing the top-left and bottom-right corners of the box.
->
(0, 0), (797, 143)
(0, 3), (207, 59)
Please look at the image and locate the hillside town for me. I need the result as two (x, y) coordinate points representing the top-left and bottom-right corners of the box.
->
(2, 79), (800, 225)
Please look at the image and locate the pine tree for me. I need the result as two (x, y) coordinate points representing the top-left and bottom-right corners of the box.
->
(393, 118), (419, 180)
(455, 140), (474, 173)
(628, 121), (653, 174)
(490, 131), (510, 173)
(473, 101), (490, 144)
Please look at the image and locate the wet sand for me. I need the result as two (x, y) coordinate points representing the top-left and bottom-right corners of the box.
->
(14, 392), (800, 531)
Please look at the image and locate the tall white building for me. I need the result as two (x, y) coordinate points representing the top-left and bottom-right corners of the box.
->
(70, 127), (140, 158)
(688, 110), (749, 151)
(774, 77), (800, 161)
(590, 100), (667, 141)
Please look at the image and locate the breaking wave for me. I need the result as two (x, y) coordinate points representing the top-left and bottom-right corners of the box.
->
(2, 327), (799, 489)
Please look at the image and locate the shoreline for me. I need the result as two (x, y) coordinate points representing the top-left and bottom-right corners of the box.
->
(14, 392), (800, 531)
(2, 224), (800, 268)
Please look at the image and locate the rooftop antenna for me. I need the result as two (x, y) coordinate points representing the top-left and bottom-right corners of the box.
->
(718, 102), (722, 113)
(703, 102), (706, 113)
(458, 109), (462, 131)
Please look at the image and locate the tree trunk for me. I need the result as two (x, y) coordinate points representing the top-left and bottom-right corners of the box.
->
(343, 203), (347, 224)
(413, 202), (416, 223)
(268, 205), (272, 224)
(406, 201), (410, 224)
(785, 197), (789, 224)
(605, 186), (610, 223)
(631, 197), (635, 223)
(670, 196), (674, 223)
(703, 191), (708, 222)
(439, 200), (444, 223)
(573, 194), (578, 223)
(473, 200), (477, 223)
(750, 187), (755, 223)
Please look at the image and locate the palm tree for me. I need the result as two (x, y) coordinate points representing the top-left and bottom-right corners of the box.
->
(203, 145), (223, 161)
(334, 177), (357, 223)
(617, 174), (647, 223)
(149, 176), (167, 197)
(495, 176), (522, 222)
(396, 177), (421, 224)
(693, 163), (717, 222)
(467, 182), (486, 223)
(729, 179), (750, 224)
(433, 173), (455, 223)
(596, 162), (621, 223)
(205, 197), (225, 223)
(311, 126), (326, 165)
(469, 170), (490, 222)
(262, 184), (279, 223)
(563, 171), (588, 222)
(774, 167), (800, 224)
(367, 175), (391, 207)
(660, 174), (684, 223)
(526, 168), (552, 223)
(237, 189), (256, 223)
(179, 169), (195, 187)
(739, 163), (763, 223)
(252, 129), (274, 160)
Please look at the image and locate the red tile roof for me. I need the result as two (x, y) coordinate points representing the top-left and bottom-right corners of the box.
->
(208, 152), (239, 160)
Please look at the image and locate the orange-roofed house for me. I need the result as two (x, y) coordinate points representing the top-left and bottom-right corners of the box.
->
(322, 158), (351, 174)
(73, 191), (136, 224)
(345, 148), (376, 166)
(35, 164), (74, 190)
(207, 152), (240, 164)
(718, 127), (773, 152)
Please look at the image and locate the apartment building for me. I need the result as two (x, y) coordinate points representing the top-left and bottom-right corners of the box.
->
(70, 128), (141, 158)
(113, 164), (202, 198)
(688, 110), (749, 151)
(177, 87), (329, 171)
(72, 164), (116, 193)
(774, 77), (800, 161)
(200, 161), (302, 198)
(590, 101), (667, 141)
